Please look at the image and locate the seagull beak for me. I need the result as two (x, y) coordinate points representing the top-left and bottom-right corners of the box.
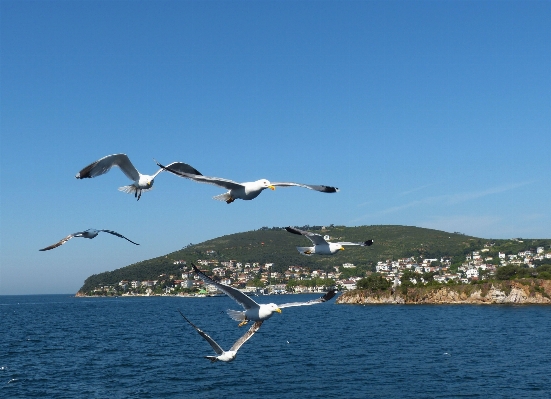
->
(268, 185), (275, 190)
(340, 247), (345, 251)
(275, 308), (282, 313)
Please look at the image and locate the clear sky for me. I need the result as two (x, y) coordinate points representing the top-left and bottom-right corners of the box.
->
(1, 1), (550, 295)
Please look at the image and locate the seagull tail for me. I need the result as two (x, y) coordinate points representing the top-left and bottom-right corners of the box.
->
(118, 185), (137, 194)
(213, 192), (232, 202)
(118, 185), (153, 194)
(227, 309), (246, 322)
(205, 356), (219, 362)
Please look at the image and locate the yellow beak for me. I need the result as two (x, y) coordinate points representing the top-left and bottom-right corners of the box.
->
(340, 247), (345, 251)
(268, 185), (275, 190)
(275, 308), (282, 313)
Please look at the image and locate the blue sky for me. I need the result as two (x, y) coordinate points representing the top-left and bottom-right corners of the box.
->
(1, 1), (550, 295)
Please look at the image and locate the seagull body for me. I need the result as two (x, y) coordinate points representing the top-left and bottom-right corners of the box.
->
(192, 263), (337, 326)
(156, 161), (338, 204)
(178, 310), (262, 362)
(76, 154), (201, 200)
(285, 226), (373, 256)
(39, 229), (139, 251)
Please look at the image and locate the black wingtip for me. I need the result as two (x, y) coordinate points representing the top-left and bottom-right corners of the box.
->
(285, 227), (302, 235)
(321, 289), (338, 302)
(365, 239), (374, 246)
(322, 186), (339, 193)
(191, 263), (202, 274)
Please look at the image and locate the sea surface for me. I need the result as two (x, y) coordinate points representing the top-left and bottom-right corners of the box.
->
(1, 294), (550, 399)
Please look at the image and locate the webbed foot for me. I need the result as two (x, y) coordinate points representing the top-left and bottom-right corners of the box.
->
(238, 319), (249, 327)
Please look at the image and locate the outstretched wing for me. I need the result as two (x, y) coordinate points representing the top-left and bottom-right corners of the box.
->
(285, 226), (328, 246)
(192, 264), (259, 310)
(229, 321), (263, 352)
(161, 162), (202, 176)
(277, 289), (338, 309)
(335, 239), (374, 247)
(178, 310), (224, 355)
(271, 182), (339, 193)
(155, 161), (243, 190)
(39, 234), (77, 251)
(99, 230), (140, 245)
(76, 154), (140, 181)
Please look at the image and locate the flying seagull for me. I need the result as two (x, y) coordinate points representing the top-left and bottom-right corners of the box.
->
(285, 226), (373, 256)
(192, 263), (337, 326)
(39, 229), (139, 251)
(76, 154), (202, 200)
(178, 309), (262, 362)
(155, 160), (338, 204)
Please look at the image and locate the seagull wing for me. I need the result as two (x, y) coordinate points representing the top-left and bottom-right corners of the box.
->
(161, 162), (202, 176)
(39, 233), (76, 251)
(335, 239), (374, 247)
(277, 289), (338, 309)
(178, 310), (224, 355)
(271, 182), (339, 193)
(285, 227), (328, 246)
(156, 161), (243, 190)
(76, 154), (140, 181)
(192, 264), (259, 310)
(229, 320), (263, 352)
(99, 230), (140, 245)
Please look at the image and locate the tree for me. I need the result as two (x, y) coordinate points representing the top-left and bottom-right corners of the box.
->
(496, 265), (520, 280)
(356, 274), (391, 291)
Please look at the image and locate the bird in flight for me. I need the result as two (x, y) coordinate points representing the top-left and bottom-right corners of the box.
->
(39, 229), (139, 251)
(192, 263), (337, 327)
(76, 154), (201, 200)
(285, 226), (373, 255)
(155, 160), (338, 204)
(178, 309), (262, 362)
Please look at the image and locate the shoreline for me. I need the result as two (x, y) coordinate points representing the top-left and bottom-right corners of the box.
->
(336, 280), (551, 305)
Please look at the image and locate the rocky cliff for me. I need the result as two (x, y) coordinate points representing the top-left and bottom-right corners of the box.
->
(336, 280), (551, 305)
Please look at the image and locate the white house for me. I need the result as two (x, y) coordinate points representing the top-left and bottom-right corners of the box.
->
(466, 269), (479, 279)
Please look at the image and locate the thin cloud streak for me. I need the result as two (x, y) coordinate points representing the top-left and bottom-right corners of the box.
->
(351, 181), (534, 223)
(398, 183), (435, 197)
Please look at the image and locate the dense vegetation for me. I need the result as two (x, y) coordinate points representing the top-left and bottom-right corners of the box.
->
(78, 225), (551, 293)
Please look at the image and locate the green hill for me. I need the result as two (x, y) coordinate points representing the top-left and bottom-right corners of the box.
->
(78, 225), (550, 294)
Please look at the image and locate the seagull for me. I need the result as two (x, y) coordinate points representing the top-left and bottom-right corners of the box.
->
(39, 229), (139, 251)
(155, 160), (338, 204)
(178, 309), (262, 362)
(76, 154), (202, 200)
(285, 226), (373, 256)
(192, 263), (337, 326)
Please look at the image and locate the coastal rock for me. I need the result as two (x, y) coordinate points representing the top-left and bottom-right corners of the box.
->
(337, 280), (551, 305)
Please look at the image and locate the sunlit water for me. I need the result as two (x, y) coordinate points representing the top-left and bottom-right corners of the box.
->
(1, 294), (550, 398)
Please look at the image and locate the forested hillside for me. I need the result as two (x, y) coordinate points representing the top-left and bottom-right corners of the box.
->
(79, 225), (504, 292)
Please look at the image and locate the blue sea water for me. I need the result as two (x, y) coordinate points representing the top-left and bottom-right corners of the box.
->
(1, 294), (550, 399)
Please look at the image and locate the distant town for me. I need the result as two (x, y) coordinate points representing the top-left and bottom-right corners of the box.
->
(83, 240), (551, 297)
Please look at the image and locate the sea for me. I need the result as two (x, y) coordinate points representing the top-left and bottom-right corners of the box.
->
(1, 294), (550, 399)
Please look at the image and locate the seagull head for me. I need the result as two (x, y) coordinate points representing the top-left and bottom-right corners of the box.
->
(268, 303), (282, 314)
(329, 243), (345, 254)
(137, 175), (154, 189)
(260, 179), (275, 190)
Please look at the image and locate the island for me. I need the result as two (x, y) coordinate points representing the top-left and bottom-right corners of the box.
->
(75, 225), (551, 304)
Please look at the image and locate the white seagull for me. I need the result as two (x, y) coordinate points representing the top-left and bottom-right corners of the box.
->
(155, 160), (338, 204)
(178, 309), (262, 362)
(192, 263), (337, 326)
(76, 154), (202, 200)
(285, 226), (373, 256)
(39, 229), (139, 251)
